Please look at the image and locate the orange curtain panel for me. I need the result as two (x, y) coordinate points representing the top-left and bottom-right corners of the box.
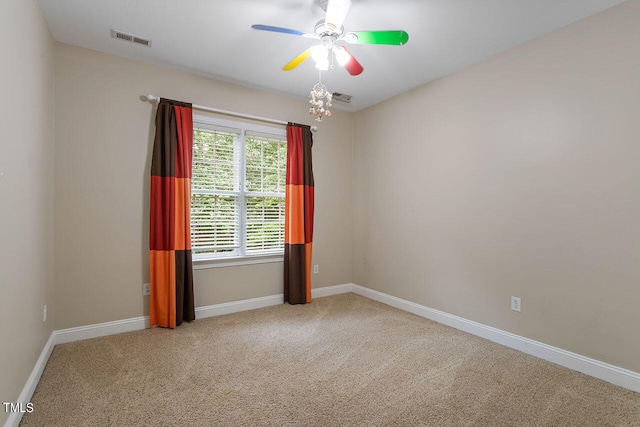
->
(284, 123), (315, 304)
(149, 98), (195, 328)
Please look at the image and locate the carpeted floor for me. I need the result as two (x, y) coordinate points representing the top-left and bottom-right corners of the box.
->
(21, 293), (640, 426)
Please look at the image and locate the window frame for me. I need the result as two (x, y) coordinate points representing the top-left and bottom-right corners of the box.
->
(191, 114), (287, 269)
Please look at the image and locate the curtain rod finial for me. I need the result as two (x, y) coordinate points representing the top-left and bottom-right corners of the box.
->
(146, 94), (159, 103)
(311, 125), (318, 132)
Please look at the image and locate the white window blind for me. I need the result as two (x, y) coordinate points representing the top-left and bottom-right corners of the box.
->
(245, 132), (287, 254)
(191, 116), (286, 262)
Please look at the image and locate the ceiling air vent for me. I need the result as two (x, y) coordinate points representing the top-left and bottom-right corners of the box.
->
(111, 30), (151, 47)
(332, 92), (352, 103)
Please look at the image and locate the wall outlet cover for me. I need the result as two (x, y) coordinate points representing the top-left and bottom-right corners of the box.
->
(511, 296), (522, 312)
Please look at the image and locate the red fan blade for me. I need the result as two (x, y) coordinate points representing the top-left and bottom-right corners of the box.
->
(333, 45), (363, 76)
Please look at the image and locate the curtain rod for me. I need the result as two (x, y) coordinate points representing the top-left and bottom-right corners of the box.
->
(146, 94), (317, 132)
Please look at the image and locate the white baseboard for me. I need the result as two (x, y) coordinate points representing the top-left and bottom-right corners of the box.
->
(10, 282), (639, 427)
(195, 284), (353, 319)
(5, 285), (352, 427)
(311, 283), (353, 298)
(53, 284), (354, 344)
(54, 316), (149, 345)
(195, 294), (283, 319)
(350, 283), (640, 393)
(4, 333), (56, 427)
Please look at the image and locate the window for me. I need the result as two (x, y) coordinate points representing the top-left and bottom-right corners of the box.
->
(191, 115), (287, 266)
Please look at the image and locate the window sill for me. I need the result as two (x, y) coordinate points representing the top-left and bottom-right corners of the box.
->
(193, 254), (284, 270)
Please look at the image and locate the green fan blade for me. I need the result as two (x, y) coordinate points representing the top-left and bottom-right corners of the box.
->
(345, 30), (409, 45)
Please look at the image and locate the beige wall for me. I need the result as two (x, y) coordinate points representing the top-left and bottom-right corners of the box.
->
(0, 0), (55, 422)
(353, 1), (640, 372)
(53, 43), (354, 329)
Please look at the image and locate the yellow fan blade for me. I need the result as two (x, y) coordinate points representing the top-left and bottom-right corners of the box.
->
(283, 48), (312, 71)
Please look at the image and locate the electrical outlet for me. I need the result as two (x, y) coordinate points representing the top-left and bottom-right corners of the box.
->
(313, 264), (319, 274)
(511, 296), (522, 312)
(43, 305), (47, 322)
(143, 283), (151, 296)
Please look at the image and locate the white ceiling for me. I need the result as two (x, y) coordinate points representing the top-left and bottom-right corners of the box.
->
(37, 0), (626, 112)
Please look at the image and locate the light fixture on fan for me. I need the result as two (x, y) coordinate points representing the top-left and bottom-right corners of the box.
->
(310, 45), (330, 71)
(309, 72), (332, 122)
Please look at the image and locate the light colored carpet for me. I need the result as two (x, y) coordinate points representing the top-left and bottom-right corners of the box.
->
(21, 293), (640, 426)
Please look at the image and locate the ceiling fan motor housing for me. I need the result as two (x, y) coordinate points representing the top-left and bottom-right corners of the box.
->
(315, 20), (342, 48)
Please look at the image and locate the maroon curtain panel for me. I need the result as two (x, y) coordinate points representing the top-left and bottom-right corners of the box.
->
(149, 98), (195, 328)
(284, 123), (315, 304)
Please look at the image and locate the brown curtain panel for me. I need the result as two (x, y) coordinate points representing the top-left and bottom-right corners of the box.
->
(149, 98), (195, 328)
(284, 123), (315, 304)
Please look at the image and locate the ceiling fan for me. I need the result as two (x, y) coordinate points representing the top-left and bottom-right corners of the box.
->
(251, 0), (408, 76)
